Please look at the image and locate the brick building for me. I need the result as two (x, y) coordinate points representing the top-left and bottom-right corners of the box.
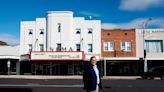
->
(101, 29), (140, 76)
(101, 29), (136, 57)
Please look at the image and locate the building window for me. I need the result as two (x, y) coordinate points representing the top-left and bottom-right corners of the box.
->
(88, 28), (93, 34)
(76, 28), (81, 34)
(28, 29), (33, 35)
(121, 41), (132, 52)
(56, 43), (61, 51)
(28, 44), (32, 52)
(76, 44), (81, 51)
(145, 40), (163, 53)
(40, 29), (44, 34)
(88, 44), (93, 53)
(39, 44), (44, 51)
(58, 23), (61, 32)
(104, 41), (114, 51)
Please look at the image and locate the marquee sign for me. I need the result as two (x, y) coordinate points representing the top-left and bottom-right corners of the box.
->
(30, 51), (85, 61)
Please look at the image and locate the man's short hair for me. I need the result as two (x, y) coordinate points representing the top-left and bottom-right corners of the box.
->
(90, 56), (96, 62)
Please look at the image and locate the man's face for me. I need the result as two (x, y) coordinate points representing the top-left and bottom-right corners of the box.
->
(91, 57), (97, 66)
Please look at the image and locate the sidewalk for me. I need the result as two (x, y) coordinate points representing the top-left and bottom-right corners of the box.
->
(0, 75), (141, 80)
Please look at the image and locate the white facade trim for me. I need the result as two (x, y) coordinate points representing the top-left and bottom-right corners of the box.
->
(103, 57), (139, 60)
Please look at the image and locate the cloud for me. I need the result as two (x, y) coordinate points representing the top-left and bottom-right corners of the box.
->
(119, 0), (164, 11)
(79, 11), (101, 17)
(0, 34), (19, 45)
(102, 18), (164, 29)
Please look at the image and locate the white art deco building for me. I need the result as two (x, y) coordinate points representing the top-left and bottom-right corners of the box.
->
(20, 11), (101, 75)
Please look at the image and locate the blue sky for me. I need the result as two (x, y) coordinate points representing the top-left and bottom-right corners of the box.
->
(0, 0), (164, 45)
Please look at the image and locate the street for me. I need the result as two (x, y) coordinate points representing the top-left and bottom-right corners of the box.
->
(0, 78), (164, 92)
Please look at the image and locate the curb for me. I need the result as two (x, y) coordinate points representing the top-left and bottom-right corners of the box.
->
(0, 75), (83, 80)
(0, 75), (142, 80)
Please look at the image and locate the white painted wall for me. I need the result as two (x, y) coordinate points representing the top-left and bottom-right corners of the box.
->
(20, 18), (46, 55)
(0, 45), (20, 59)
(20, 11), (101, 58)
(47, 11), (73, 51)
(136, 29), (164, 60)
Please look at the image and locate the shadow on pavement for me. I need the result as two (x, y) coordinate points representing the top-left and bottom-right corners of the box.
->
(104, 86), (111, 89)
(0, 88), (33, 92)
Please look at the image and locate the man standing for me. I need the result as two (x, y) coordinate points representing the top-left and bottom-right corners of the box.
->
(83, 56), (102, 92)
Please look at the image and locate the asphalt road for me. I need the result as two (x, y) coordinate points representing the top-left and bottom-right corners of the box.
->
(0, 79), (164, 92)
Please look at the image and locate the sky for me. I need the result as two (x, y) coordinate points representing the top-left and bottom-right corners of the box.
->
(0, 0), (164, 45)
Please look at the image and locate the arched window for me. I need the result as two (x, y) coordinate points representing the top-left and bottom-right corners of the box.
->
(28, 29), (33, 35)
(40, 29), (44, 34)
(88, 28), (93, 34)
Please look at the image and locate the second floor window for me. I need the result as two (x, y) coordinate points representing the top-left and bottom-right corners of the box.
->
(58, 23), (61, 32)
(28, 44), (32, 52)
(40, 29), (44, 34)
(104, 41), (114, 51)
(39, 44), (44, 51)
(76, 44), (81, 51)
(88, 28), (93, 34)
(145, 40), (163, 53)
(56, 43), (61, 51)
(28, 29), (33, 35)
(121, 41), (132, 52)
(88, 44), (93, 53)
(76, 28), (81, 34)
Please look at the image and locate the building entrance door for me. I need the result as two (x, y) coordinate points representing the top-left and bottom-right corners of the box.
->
(68, 64), (74, 75)
(52, 64), (60, 75)
(43, 64), (50, 75)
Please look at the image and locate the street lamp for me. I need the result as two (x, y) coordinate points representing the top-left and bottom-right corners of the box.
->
(143, 18), (153, 73)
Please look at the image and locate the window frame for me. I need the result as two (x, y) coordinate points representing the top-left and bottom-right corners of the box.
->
(145, 40), (163, 53)
(39, 44), (44, 51)
(76, 28), (81, 34)
(28, 29), (33, 35)
(28, 44), (32, 52)
(57, 23), (61, 32)
(104, 41), (115, 52)
(88, 44), (93, 53)
(76, 44), (81, 51)
(56, 43), (62, 51)
(121, 41), (132, 52)
(40, 29), (44, 35)
(88, 28), (93, 34)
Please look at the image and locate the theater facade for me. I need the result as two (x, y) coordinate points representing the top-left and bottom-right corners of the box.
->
(20, 11), (101, 75)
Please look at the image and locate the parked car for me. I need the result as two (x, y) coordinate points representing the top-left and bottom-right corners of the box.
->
(142, 66), (164, 80)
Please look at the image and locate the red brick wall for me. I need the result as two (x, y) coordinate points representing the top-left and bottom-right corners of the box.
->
(101, 29), (136, 57)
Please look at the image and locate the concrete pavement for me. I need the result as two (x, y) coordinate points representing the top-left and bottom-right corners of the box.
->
(0, 75), (142, 80)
